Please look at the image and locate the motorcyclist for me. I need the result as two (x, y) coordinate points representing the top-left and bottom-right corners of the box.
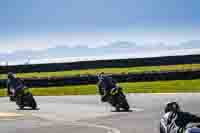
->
(97, 72), (121, 102)
(7, 72), (26, 101)
(160, 102), (200, 133)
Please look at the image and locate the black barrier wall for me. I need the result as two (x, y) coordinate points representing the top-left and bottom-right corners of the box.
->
(1, 70), (200, 88)
(0, 54), (200, 74)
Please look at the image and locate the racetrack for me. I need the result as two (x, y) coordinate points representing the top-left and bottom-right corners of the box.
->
(0, 93), (200, 133)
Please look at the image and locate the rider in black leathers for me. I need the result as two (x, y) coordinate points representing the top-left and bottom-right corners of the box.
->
(7, 72), (25, 101)
(97, 72), (119, 102)
(160, 102), (200, 133)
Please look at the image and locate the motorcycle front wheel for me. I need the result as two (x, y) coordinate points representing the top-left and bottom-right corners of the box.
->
(31, 97), (37, 109)
(117, 93), (130, 111)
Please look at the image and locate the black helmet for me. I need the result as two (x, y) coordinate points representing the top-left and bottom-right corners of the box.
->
(164, 102), (180, 113)
(98, 72), (105, 80)
(7, 72), (16, 79)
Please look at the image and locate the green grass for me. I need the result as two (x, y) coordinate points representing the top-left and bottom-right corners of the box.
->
(1, 79), (200, 96)
(0, 64), (200, 79)
(0, 89), (6, 97)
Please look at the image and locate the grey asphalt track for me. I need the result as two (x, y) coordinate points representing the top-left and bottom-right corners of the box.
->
(0, 93), (200, 133)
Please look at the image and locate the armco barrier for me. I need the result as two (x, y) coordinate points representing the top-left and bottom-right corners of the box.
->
(0, 54), (200, 74)
(0, 70), (200, 89)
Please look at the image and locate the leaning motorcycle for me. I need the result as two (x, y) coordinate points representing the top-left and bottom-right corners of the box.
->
(107, 87), (130, 111)
(160, 115), (200, 133)
(185, 123), (200, 133)
(11, 87), (37, 110)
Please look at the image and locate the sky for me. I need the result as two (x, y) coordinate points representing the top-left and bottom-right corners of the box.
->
(0, 0), (200, 54)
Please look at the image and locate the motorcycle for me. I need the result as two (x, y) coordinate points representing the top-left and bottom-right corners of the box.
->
(185, 123), (200, 133)
(10, 87), (37, 110)
(160, 114), (200, 133)
(107, 87), (130, 111)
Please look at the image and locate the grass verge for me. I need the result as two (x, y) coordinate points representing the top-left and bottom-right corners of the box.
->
(0, 64), (200, 79)
(0, 79), (200, 96)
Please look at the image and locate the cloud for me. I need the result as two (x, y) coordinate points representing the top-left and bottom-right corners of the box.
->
(178, 40), (200, 49)
(103, 41), (137, 48)
(0, 39), (53, 54)
(1, 40), (200, 65)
